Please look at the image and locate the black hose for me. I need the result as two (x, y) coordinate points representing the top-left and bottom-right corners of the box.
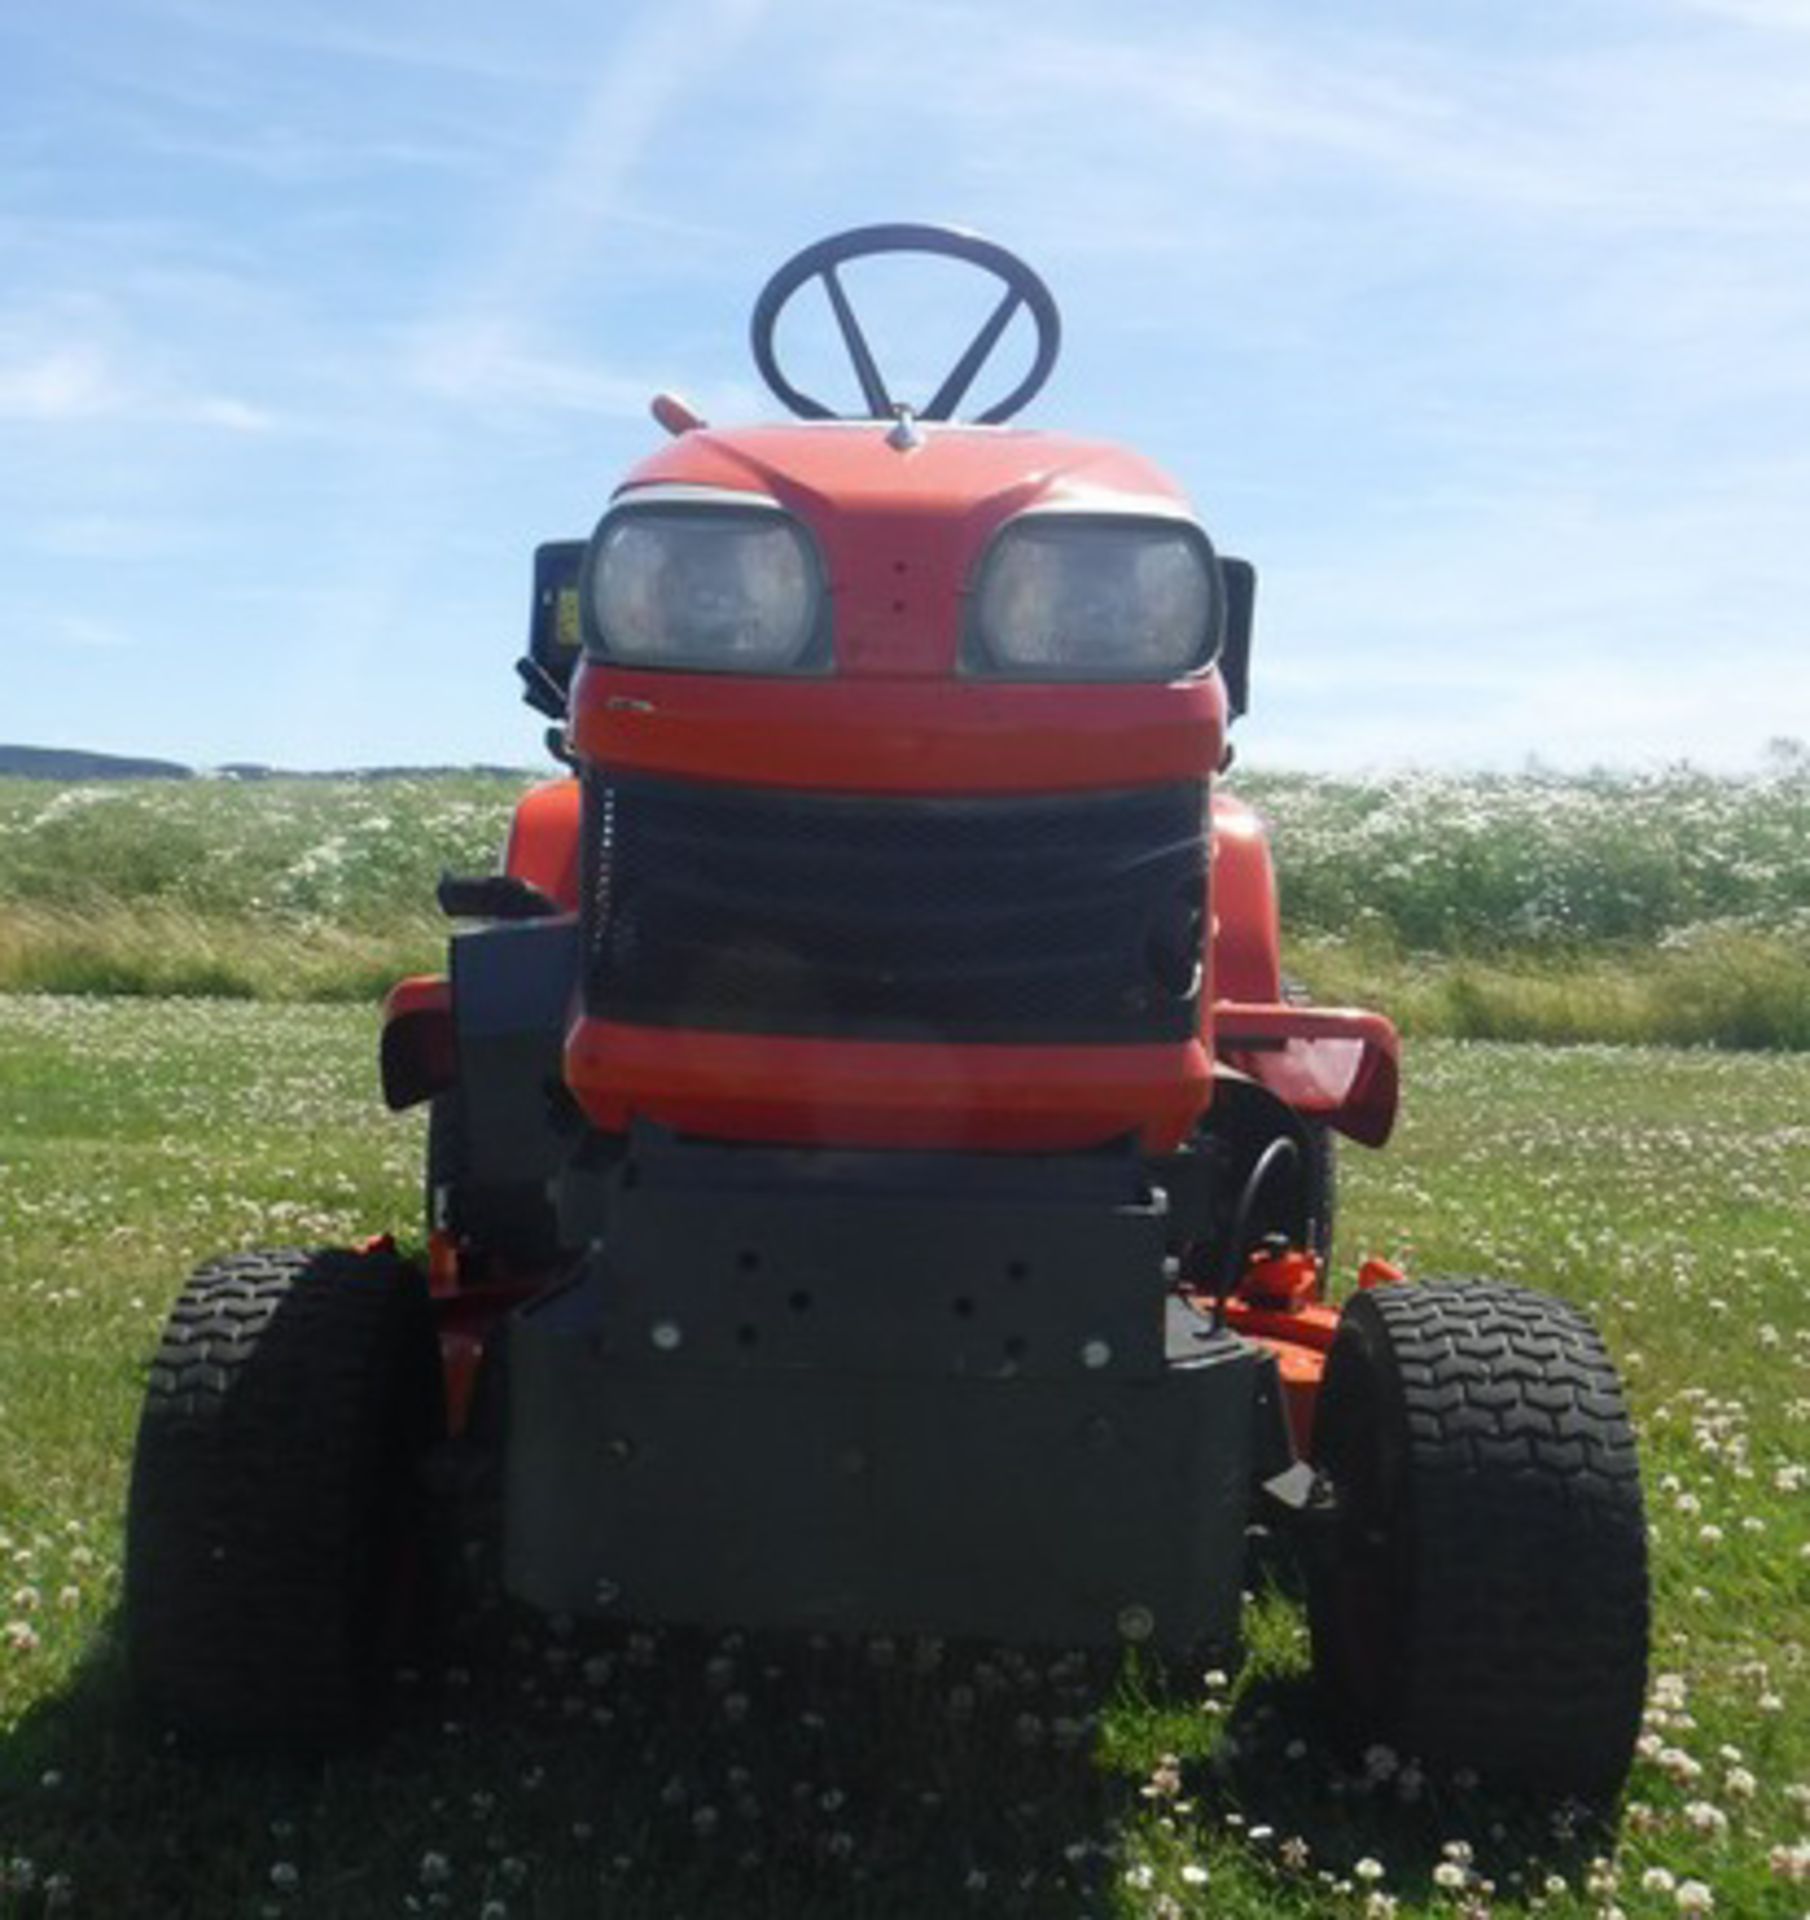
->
(1215, 1136), (1301, 1326)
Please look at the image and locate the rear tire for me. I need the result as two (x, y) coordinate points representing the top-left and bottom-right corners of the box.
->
(1307, 1278), (1647, 1795)
(125, 1245), (444, 1748)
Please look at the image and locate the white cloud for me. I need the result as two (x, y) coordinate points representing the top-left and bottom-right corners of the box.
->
(184, 395), (278, 433)
(0, 313), (278, 435)
(405, 324), (652, 419)
(53, 614), (136, 652)
(0, 344), (124, 421)
(29, 514), (196, 560)
(131, 0), (567, 84)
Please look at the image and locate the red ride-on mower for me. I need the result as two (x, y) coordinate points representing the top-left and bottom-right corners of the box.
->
(125, 225), (1649, 1789)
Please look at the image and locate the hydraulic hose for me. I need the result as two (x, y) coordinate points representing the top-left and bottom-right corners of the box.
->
(1214, 1135), (1301, 1327)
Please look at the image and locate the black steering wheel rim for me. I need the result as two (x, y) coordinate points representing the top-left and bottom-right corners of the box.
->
(749, 222), (1061, 426)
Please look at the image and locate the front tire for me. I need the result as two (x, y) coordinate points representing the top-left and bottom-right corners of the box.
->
(1307, 1278), (1648, 1795)
(125, 1245), (444, 1748)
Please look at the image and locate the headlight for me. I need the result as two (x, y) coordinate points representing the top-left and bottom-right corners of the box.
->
(965, 513), (1221, 681)
(583, 491), (826, 673)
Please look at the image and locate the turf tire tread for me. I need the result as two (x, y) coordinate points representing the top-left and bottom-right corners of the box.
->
(1310, 1276), (1648, 1795)
(125, 1245), (441, 1749)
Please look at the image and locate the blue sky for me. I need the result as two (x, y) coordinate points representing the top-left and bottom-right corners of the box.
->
(2, 0), (1806, 773)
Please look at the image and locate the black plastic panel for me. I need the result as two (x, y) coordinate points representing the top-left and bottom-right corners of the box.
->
(580, 773), (1206, 1043)
(450, 917), (578, 1189)
(504, 1139), (1259, 1650)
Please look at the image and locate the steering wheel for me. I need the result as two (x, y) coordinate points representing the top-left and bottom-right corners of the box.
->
(749, 223), (1062, 426)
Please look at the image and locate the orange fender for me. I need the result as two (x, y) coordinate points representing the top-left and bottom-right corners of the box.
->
(1209, 793), (1281, 1004)
(504, 778), (581, 910)
(379, 975), (454, 1111)
(1214, 1000), (1400, 1147)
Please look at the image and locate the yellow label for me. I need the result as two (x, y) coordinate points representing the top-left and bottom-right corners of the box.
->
(555, 587), (581, 651)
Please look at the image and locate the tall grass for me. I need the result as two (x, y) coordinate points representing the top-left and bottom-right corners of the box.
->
(0, 774), (517, 1002)
(1231, 761), (1810, 951)
(1, 764), (1806, 1046)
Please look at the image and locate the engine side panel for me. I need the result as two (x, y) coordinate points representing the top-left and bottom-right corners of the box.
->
(1209, 792), (1281, 1005)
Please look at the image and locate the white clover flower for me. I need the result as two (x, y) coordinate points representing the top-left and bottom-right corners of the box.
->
(1145, 1757), (1181, 1799)
(1768, 1841), (1810, 1883)
(1674, 1879), (1714, 1913)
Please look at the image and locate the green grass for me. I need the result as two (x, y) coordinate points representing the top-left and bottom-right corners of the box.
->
(2, 765), (1808, 1045)
(1, 997), (1806, 1916)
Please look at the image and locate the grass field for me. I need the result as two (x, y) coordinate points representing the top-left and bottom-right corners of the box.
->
(1, 764), (1806, 1046)
(1, 997), (1805, 1916)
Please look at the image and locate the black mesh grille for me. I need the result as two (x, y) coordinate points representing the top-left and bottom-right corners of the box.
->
(581, 773), (1206, 1044)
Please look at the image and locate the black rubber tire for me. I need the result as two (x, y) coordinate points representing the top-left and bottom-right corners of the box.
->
(1307, 1278), (1648, 1796)
(125, 1245), (444, 1748)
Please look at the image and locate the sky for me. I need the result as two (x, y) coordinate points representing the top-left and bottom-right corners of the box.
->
(2, 0), (1807, 775)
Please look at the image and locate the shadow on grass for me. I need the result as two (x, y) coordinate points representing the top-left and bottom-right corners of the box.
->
(3, 1608), (1133, 1919)
(1206, 1667), (1619, 1910)
(1, 1604), (1622, 1919)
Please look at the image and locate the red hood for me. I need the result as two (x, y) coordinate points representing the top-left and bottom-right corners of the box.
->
(618, 420), (1191, 519)
(613, 423), (1195, 679)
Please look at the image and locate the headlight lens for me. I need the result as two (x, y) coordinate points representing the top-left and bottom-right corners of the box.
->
(585, 498), (824, 672)
(967, 515), (1220, 681)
